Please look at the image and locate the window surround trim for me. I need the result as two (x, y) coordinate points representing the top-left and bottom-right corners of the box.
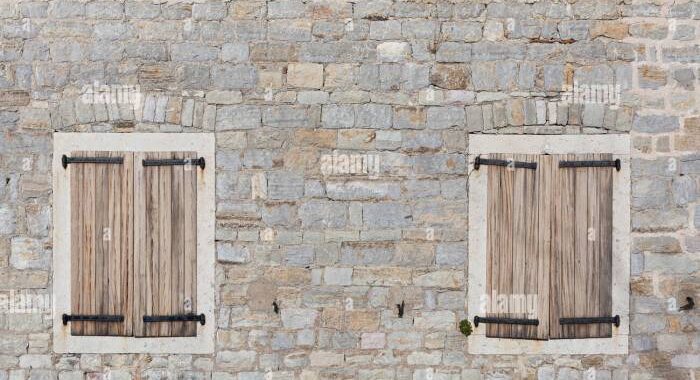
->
(467, 134), (630, 355)
(52, 133), (216, 354)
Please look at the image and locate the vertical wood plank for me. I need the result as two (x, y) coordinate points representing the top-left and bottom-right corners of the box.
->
(171, 152), (185, 336)
(146, 152), (160, 336)
(70, 152), (84, 336)
(559, 153), (577, 338)
(107, 151), (119, 336)
(523, 154), (540, 339)
(84, 151), (96, 336)
(549, 154), (561, 339)
(124, 152), (134, 336)
(599, 153), (614, 337)
(535, 155), (551, 340)
(183, 152), (198, 337)
(511, 154), (527, 339)
(94, 152), (108, 336)
(158, 152), (173, 337)
(133, 152), (147, 337)
(587, 154), (601, 337)
(499, 154), (514, 338)
(573, 153), (589, 338)
(486, 153), (500, 338)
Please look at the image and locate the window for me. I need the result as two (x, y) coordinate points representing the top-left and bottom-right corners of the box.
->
(467, 135), (630, 355)
(53, 134), (215, 353)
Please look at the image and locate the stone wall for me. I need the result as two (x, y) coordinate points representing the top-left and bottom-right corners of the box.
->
(0, 0), (699, 379)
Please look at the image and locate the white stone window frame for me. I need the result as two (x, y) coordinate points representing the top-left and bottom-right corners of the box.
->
(467, 134), (630, 355)
(52, 133), (216, 354)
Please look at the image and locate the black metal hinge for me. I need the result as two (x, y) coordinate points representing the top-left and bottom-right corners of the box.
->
(62, 314), (124, 325)
(143, 313), (206, 325)
(473, 316), (539, 327)
(474, 156), (537, 170)
(559, 159), (621, 171)
(142, 157), (205, 169)
(62, 155), (123, 169)
(559, 315), (620, 327)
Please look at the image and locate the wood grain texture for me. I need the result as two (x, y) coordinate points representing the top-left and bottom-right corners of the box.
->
(485, 154), (541, 339)
(536, 155), (553, 340)
(598, 153), (614, 337)
(550, 154), (614, 339)
(486, 154), (500, 338)
(70, 151), (132, 336)
(134, 152), (198, 337)
(183, 152), (198, 337)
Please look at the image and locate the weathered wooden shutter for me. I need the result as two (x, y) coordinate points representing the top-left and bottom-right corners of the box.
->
(485, 154), (547, 339)
(70, 151), (133, 336)
(134, 152), (198, 337)
(550, 154), (613, 339)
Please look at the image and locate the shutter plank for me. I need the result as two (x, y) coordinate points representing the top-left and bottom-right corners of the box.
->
(523, 154), (540, 339)
(549, 154), (561, 339)
(587, 154), (600, 337)
(183, 152), (198, 337)
(146, 152), (160, 336)
(94, 152), (108, 336)
(486, 154), (501, 338)
(70, 152), (85, 336)
(498, 154), (514, 338)
(133, 153), (146, 337)
(84, 152), (96, 336)
(511, 154), (527, 338)
(171, 152), (185, 336)
(559, 153), (577, 338)
(598, 153), (614, 337)
(535, 155), (552, 340)
(574, 153), (590, 338)
(158, 152), (173, 337)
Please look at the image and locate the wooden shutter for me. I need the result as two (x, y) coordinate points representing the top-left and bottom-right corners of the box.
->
(70, 151), (133, 336)
(134, 152), (198, 337)
(486, 154), (547, 339)
(550, 154), (613, 339)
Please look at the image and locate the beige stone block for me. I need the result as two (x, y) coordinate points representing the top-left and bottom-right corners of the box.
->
(294, 129), (336, 148)
(345, 310), (379, 331)
(287, 63), (324, 89)
(591, 21), (629, 39)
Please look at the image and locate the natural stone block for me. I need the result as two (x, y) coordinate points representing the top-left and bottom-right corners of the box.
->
(430, 64), (470, 90)
(309, 351), (343, 367)
(216, 351), (257, 370)
(377, 42), (410, 62)
(281, 308), (319, 329)
(287, 63), (324, 89)
(10, 237), (49, 270)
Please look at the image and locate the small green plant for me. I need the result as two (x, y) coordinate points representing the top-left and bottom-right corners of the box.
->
(459, 319), (473, 337)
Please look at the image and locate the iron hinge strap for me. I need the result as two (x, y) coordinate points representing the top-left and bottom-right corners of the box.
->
(559, 159), (621, 171)
(142, 157), (205, 169)
(474, 156), (537, 170)
(143, 313), (206, 325)
(560, 315), (620, 327)
(62, 314), (124, 325)
(473, 316), (539, 327)
(62, 155), (124, 169)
